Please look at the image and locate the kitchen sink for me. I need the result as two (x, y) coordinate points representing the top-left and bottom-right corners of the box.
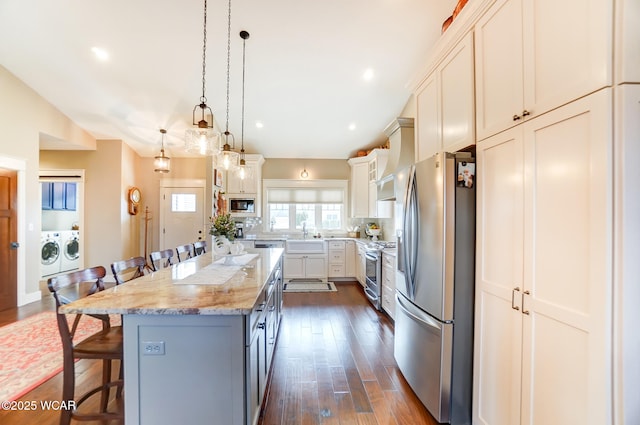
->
(285, 239), (326, 254)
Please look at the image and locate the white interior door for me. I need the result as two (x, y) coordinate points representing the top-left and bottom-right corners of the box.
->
(160, 187), (205, 250)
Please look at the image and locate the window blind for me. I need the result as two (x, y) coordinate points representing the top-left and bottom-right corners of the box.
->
(266, 187), (344, 204)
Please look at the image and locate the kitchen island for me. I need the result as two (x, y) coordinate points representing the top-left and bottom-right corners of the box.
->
(59, 248), (284, 425)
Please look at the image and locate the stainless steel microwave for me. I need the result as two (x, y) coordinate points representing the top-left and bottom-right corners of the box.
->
(229, 198), (255, 214)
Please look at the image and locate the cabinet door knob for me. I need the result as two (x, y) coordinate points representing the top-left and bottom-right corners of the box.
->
(522, 110), (531, 117)
(513, 114), (522, 121)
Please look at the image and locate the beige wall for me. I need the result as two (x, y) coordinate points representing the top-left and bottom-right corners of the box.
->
(263, 158), (349, 180)
(41, 149), (210, 272)
(40, 141), (128, 272)
(137, 156), (209, 254)
(0, 65), (96, 300)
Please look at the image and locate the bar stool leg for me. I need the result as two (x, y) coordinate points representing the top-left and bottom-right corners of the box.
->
(100, 359), (112, 412)
(60, 349), (75, 425)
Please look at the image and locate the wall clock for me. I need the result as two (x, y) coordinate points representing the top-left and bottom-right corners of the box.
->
(128, 187), (141, 215)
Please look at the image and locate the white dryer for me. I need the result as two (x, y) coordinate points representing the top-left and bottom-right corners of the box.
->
(41, 231), (62, 277)
(60, 230), (81, 273)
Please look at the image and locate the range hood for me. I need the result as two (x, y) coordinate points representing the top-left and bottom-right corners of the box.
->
(377, 117), (414, 201)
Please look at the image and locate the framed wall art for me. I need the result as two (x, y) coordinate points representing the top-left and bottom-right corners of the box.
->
(214, 169), (224, 188)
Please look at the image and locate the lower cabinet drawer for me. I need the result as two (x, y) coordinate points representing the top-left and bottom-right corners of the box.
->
(329, 250), (345, 263)
(382, 265), (395, 290)
(382, 285), (396, 319)
(329, 264), (345, 277)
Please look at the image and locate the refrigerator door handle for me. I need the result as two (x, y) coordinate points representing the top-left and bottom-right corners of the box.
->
(402, 167), (417, 298)
(397, 295), (444, 331)
(405, 169), (419, 298)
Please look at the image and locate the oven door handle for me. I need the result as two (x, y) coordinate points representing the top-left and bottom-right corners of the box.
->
(364, 286), (379, 301)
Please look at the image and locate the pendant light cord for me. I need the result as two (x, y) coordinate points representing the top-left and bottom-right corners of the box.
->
(240, 33), (247, 154)
(200, 0), (208, 104)
(224, 0), (232, 137)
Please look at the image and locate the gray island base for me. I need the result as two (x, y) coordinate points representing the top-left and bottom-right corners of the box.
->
(60, 248), (284, 425)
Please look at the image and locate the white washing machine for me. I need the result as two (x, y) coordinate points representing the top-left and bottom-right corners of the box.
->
(60, 230), (81, 273)
(41, 231), (62, 277)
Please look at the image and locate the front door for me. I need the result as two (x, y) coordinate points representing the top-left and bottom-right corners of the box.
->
(160, 187), (205, 251)
(0, 169), (18, 311)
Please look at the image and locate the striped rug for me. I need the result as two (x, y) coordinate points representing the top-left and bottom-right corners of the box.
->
(283, 281), (337, 292)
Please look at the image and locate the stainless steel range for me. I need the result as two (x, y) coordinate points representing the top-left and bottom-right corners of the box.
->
(364, 241), (396, 310)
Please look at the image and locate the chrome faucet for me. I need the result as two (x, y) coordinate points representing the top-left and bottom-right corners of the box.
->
(302, 222), (308, 239)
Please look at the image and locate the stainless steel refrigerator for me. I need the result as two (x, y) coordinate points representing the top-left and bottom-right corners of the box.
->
(394, 152), (475, 425)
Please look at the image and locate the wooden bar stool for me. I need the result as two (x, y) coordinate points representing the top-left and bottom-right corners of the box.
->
(110, 256), (148, 284)
(176, 244), (195, 262)
(149, 248), (174, 271)
(193, 240), (207, 256)
(47, 266), (123, 425)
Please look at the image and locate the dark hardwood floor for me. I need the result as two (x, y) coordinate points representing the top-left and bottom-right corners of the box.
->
(0, 282), (437, 425)
(260, 282), (437, 425)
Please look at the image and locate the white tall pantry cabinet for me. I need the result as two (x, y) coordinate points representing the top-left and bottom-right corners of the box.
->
(410, 0), (638, 423)
(474, 91), (612, 425)
(463, 0), (640, 423)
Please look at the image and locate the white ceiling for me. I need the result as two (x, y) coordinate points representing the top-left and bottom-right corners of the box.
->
(0, 0), (456, 159)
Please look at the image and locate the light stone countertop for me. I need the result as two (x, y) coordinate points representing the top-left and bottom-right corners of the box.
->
(59, 248), (284, 316)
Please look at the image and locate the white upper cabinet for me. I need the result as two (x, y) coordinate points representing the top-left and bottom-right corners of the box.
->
(348, 149), (390, 219)
(415, 31), (475, 162)
(474, 0), (524, 141)
(615, 0), (640, 84)
(415, 73), (439, 162)
(474, 0), (612, 141)
(348, 158), (369, 218)
(440, 32), (475, 152)
(226, 155), (264, 195)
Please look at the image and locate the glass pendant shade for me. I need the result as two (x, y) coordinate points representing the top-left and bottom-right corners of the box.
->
(154, 129), (171, 173)
(218, 143), (239, 170)
(235, 157), (252, 180)
(154, 151), (171, 173)
(185, 0), (221, 157)
(185, 128), (219, 156)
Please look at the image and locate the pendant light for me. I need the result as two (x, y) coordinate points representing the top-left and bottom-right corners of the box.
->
(185, 0), (220, 156)
(216, 0), (239, 170)
(236, 30), (252, 181)
(154, 129), (171, 173)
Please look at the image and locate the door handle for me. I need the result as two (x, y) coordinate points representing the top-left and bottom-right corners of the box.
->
(10, 242), (19, 249)
(511, 287), (520, 311)
(522, 110), (531, 117)
(513, 114), (522, 121)
(522, 290), (531, 315)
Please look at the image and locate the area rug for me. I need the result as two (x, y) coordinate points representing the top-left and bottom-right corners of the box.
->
(283, 281), (337, 292)
(0, 311), (120, 402)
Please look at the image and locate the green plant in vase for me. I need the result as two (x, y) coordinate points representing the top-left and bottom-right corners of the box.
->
(210, 213), (236, 241)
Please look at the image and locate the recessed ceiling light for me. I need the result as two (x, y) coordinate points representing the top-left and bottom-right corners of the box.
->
(255, 121), (264, 129)
(363, 68), (374, 81)
(91, 47), (109, 61)
(349, 123), (356, 131)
